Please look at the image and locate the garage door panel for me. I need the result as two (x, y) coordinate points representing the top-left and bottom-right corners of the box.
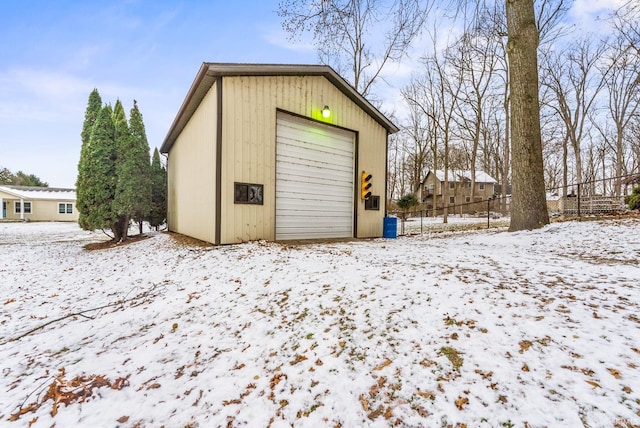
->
(276, 146), (353, 169)
(277, 229), (352, 240)
(280, 165), (353, 183)
(276, 114), (355, 241)
(279, 123), (353, 151)
(277, 152), (353, 172)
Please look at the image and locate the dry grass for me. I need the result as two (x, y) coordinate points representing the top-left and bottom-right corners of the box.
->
(167, 232), (214, 248)
(440, 346), (464, 370)
(83, 234), (149, 251)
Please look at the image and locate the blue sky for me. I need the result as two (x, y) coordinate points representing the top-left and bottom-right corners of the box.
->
(0, 0), (621, 188)
(0, 0), (317, 188)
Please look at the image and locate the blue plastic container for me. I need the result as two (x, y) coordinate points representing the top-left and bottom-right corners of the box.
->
(382, 217), (397, 238)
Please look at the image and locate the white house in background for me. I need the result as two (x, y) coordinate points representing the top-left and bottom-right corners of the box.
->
(0, 185), (78, 222)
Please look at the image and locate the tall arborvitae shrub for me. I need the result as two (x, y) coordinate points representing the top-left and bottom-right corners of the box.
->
(76, 92), (152, 241)
(76, 89), (102, 229)
(76, 104), (117, 231)
(149, 148), (167, 230)
(111, 100), (133, 241)
(127, 100), (152, 234)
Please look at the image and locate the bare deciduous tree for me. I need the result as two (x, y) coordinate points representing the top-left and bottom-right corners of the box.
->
(612, 0), (640, 55)
(540, 37), (606, 194)
(403, 28), (465, 222)
(595, 34), (640, 195)
(278, 0), (431, 96)
(448, 21), (500, 203)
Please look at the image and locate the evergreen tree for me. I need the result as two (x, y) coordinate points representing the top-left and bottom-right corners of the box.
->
(77, 89), (102, 228)
(76, 91), (152, 241)
(111, 100), (133, 241)
(81, 89), (102, 147)
(625, 186), (640, 210)
(149, 148), (167, 230)
(0, 167), (13, 184)
(14, 171), (49, 187)
(127, 100), (152, 235)
(76, 104), (117, 232)
(0, 168), (48, 186)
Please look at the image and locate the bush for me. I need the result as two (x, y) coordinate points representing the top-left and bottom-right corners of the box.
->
(396, 193), (420, 211)
(625, 186), (640, 210)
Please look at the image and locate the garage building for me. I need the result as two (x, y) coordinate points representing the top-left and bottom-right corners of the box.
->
(160, 63), (398, 245)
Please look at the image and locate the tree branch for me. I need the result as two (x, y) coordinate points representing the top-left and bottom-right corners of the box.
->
(3, 284), (164, 345)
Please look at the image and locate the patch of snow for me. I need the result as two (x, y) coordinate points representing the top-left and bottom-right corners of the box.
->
(1, 220), (639, 427)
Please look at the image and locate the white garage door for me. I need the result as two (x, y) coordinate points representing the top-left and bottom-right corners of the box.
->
(276, 113), (355, 240)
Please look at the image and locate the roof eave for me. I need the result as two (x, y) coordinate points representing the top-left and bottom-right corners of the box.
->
(160, 63), (399, 154)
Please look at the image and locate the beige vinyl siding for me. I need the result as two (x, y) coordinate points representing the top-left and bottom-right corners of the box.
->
(0, 190), (77, 222)
(167, 83), (217, 243)
(5, 200), (77, 222)
(220, 75), (387, 244)
(37, 200), (77, 222)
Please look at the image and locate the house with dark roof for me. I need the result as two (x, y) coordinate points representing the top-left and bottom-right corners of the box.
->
(419, 170), (497, 211)
(0, 185), (78, 222)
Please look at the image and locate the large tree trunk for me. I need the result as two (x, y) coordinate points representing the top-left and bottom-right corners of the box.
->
(111, 215), (129, 243)
(506, 0), (549, 231)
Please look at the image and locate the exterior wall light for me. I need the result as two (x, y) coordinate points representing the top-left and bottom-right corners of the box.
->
(322, 105), (331, 118)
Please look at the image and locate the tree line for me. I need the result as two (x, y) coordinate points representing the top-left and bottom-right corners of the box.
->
(76, 89), (167, 242)
(278, 0), (639, 229)
(391, 0), (639, 205)
(0, 167), (49, 187)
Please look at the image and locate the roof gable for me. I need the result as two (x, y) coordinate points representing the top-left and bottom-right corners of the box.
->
(160, 63), (398, 153)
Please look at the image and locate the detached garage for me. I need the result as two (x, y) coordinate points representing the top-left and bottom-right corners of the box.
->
(160, 63), (398, 245)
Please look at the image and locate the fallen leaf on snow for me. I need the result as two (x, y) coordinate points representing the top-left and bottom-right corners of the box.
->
(359, 394), (369, 411)
(519, 340), (533, 353)
(455, 396), (469, 410)
(417, 390), (435, 400)
(608, 368), (622, 379)
(290, 354), (308, 365)
(414, 405), (430, 417)
(367, 405), (384, 419)
(420, 358), (435, 367)
(383, 406), (393, 419)
(374, 358), (392, 371)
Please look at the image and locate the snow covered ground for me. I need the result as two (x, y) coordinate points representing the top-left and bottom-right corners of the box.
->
(0, 219), (639, 427)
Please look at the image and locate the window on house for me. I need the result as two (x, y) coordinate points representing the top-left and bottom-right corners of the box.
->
(449, 196), (455, 204)
(59, 203), (73, 214)
(449, 182), (455, 189)
(479, 183), (485, 190)
(465, 196), (471, 203)
(428, 184), (434, 192)
(15, 202), (32, 214)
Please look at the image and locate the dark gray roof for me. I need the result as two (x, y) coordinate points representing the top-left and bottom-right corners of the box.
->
(3, 185), (74, 192)
(160, 63), (398, 153)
